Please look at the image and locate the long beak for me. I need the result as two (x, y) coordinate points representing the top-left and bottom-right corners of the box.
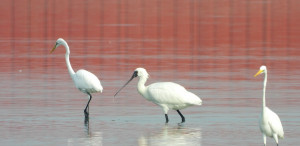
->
(254, 70), (263, 77)
(50, 44), (57, 53)
(114, 71), (137, 97)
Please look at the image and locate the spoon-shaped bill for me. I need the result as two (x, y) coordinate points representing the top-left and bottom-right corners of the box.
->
(114, 71), (138, 97)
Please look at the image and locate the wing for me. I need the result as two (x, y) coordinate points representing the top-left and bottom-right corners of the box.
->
(146, 82), (201, 106)
(73, 69), (103, 93)
(266, 107), (284, 138)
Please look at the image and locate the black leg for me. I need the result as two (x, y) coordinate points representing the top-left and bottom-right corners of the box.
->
(84, 116), (90, 134)
(84, 116), (89, 125)
(176, 110), (185, 123)
(84, 93), (92, 118)
(165, 114), (169, 123)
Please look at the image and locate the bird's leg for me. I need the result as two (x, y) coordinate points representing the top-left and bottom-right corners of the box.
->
(263, 134), (266, 146)
(165, 114), (169, 123)
(84, 116), (90, 135)
(85, 116), (89, 123)
(176, 110), (185, 123)
(273, 134), (279, 146)
(84, 93), (92, 118)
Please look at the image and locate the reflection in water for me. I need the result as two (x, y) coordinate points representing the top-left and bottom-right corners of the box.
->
(68, 117), (103, 146)
(84, 116), (90, 135)
(67, 131), (103, 146)
(138, 125), (201, 146)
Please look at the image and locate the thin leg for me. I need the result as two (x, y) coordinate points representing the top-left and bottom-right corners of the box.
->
(273, 134), (279, 146)
(84, 93), (92, 117)
(84, 116), (89, 126)
(263, 134), (266, 146)
(176, 110), (185, 123)
(165, 114), (169, 123)
(84, 116), (90, 135)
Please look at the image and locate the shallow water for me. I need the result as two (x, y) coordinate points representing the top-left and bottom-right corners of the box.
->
(1, 0), (300, 145)
(1, 42), (300, 145)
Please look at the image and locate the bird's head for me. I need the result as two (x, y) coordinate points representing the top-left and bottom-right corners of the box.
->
(254, 65), (267, 77)
(50, 38), (66, 53)
(135, 68), (149, 79)
(114, 67), (149, 97)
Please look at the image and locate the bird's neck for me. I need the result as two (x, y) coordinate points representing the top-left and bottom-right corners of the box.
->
(137, 76), (147, 95)
(262, 70), (267, 112)
(63, 42), (75, 76)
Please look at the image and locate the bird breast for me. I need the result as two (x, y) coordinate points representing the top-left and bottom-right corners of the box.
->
(259, 107), (284, 138)
(73, 69), (103, 93)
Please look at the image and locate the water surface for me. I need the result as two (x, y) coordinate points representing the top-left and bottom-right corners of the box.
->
(1, 0), (300, 145)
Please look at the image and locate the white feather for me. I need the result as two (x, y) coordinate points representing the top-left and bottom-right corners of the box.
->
(116, 67), (202, 123)
(146, 82), (202, 110)
(73, 69), (103, 94)
(255, 65), (284, 145)
(259, 107), (284, 139)
(51, 38), (103, 116)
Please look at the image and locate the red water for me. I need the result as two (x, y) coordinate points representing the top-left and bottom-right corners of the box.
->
(1, 0), (300, 145)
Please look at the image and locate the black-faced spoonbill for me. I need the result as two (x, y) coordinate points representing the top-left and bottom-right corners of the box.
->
(254, 65), (284, 146)
(51, 38), (103, 118)
(114, 68), (202, 124)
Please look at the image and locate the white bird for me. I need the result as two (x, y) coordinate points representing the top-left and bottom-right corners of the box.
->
(254, 65), (284, 146)
(114, 68), (202, 124)
(51, 38), (103, 118)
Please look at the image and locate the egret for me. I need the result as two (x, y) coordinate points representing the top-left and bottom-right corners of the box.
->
(51, 38), (103, 118)
(254, 65), (284, 146)
(114, 68), (202, 124)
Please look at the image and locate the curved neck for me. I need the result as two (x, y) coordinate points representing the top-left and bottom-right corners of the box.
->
(262, 70), (267, 109)
(137, 76), (147, 95)
(62, 42), (75, 76)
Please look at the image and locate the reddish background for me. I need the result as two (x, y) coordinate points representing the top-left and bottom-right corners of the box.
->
(1, 0), (300, 75)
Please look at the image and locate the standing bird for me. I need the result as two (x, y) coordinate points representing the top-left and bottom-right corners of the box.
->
(50, 38), (103, 118)
(114, 68), (202, 124)
(254, 65), (284, 146)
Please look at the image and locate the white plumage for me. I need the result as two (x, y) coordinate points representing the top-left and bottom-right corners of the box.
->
(115, 68), (202, 124)
(51, 38), (103, 118)
(73, 69), (103, 93)
(146, 82), (202, 111)
(254, 65), (284, 146)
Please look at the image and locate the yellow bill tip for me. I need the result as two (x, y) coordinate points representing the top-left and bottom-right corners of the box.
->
(50, 45), (56, 53)
(254, 70), (263, 77)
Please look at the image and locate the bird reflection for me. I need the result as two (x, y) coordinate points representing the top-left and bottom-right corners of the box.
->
(84, 116), (90, 135)
(67, 117), (102, 145)
(68, 131), (103, 146)
(138, 125), (201, 146)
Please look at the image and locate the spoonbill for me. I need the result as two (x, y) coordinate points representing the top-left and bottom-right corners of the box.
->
(50, 38), (103, 118)
(114, 68), (202, 124)
(254, 65), (284, 146)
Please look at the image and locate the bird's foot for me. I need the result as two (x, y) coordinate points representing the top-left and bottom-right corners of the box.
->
(84, 110), (89, 118)
(178, 122), (185, 126)
(84, 116), (89, 124)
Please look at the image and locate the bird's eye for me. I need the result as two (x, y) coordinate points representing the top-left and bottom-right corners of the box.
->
(133, 71), (138, 77)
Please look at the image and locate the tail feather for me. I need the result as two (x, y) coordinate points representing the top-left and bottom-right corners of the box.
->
(186, 92), (202, 105)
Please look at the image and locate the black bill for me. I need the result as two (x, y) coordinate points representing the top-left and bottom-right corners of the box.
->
(114, 71), (138, 97)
